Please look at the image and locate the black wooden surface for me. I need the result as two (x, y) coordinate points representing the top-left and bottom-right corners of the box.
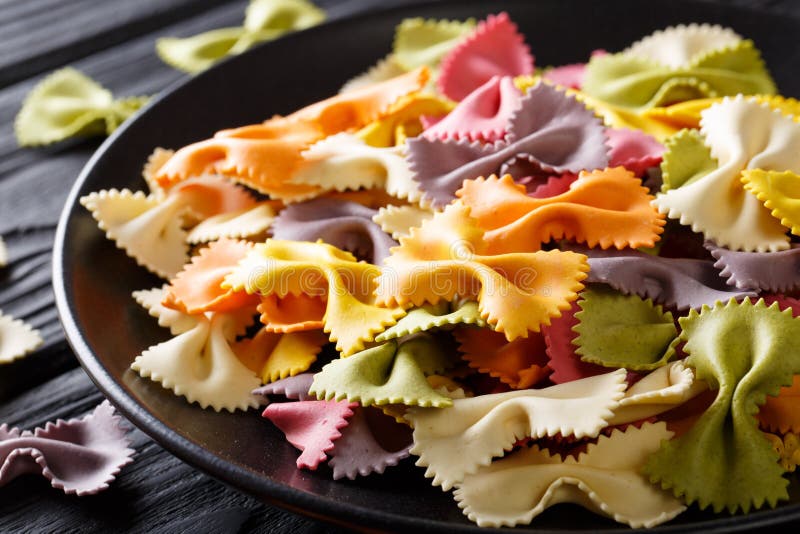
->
(0, 0), (797, 532)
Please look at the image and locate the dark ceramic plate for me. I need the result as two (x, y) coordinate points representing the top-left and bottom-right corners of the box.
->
(53, 0), (800, 532)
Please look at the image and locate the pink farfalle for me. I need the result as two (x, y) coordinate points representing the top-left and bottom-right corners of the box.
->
(328, 407), (412, 480)
(528, 173), (579, 198)
(606, 128), (664, 176)
(0, 401), (134, 495)
(437, 12), (534, 101)
(263, 400), (356, 470)
(423, 76), (522, 142)
(541, 301), (607, 384)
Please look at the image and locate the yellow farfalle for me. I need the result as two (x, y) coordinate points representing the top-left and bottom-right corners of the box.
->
(224, 239), (405, 355)
(742, 169), (800, 236)
(235, 327), (328, 383)
(375, 203), (589, 340)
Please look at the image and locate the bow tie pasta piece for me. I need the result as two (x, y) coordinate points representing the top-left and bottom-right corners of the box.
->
(455, 328), (550, 389)
(154, 68), (429, 199)
(142, 148), (174, 197)
(375, 203), (589, 340)
(644, 298), (800, 513)
(263, 399), (356, 470)
(133, 286), (202, 335)
(582, 33), (774, 110)
(375, 300), (486, 343)
(15, 68), (148, 146)
(291, 133), (422, 202)
(0, 310), (43, 364)
(573, 287), (680, 371)
(406, 369), (627, 490)
(659, 129), (718, 193)
(257, 293), (325, 333)
(653, 97), (800, 252)
(271, 198), (399, 265)
(408, 82), (608, 206)
(356, 94), (455, 148)
(224, 239), (406, 355)
(606, 128), (664, 176)
(373, 204), (435, 241)
(456, 170), (665, 254)
(437, 13), (534, 101)
(131, 287), (261, 412)
(162, 239), (260, 315)
(253, 373), (316, 401)
(706, 242), (800, 292)
(81, 177), (256, 278)
(759, 376), (800, 435)
(623, 24), (742, 68)
(235, 328), (327, 383)
(570, 245), (756, 310)
(0, 402), (134, 495)
(453, 422), (685, 528)
(309, 336), (455, 408)
(423, 76), (522, 143)
(156, 0), (325, 73)
(393, 17), (476, 71)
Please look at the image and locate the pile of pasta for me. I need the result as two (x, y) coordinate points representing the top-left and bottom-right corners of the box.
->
(82, 13), (800, 528)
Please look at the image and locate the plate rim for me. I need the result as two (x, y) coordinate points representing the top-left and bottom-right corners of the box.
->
(52, 0), (800, 532)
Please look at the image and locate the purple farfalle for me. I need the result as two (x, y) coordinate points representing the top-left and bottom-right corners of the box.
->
(407, 82), (608, 206)
(706, 242), (800, 292)
(270, 198), (398, 264)
(328, 406), (412, 480)
(570, 245), (757, 310)
(0, 401), (134, 495)
(252, 373), (315, 402)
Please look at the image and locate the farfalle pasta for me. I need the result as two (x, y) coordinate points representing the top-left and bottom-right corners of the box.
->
(80, 12), (800, 529)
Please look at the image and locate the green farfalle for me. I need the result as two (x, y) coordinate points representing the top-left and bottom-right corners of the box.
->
(644, 298), (800, 513)
(157, 0), (325, 73)
(15, 68), (149, 147)
(582, 40), (775, 110)
(660, 129), (718, 192)
(573, 287), (679, 371)
(309, 336), (454, 408)
(392, 17), (475, 71)
(374, 300), (487, 343)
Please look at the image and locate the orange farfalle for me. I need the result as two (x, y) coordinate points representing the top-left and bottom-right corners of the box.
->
(759, 375), (800, 434)
(155, 68), (429, 200)
(455, 327), (551, 389)
(456, 169), (665, 254)
(163, 238), (260, 314)
(258, 293), (326, 333)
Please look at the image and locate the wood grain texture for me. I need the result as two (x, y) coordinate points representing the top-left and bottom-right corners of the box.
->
(0, 0), (797, 533)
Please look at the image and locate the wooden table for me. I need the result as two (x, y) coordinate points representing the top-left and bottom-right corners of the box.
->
(0, 0), (797, 532)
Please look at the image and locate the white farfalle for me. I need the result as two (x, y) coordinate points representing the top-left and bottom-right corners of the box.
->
(623, 24), (741, 68)
(453, 422), (686, 528)
(81, 189), (189, 279)
(291, 133), (423, 203)
(186, 203), (275, 244)
(0, 310), (43, 364)
(142, 147), (174, 197)
(608, 360), (706, 425)
(373, 204), (436, 240)
(406, 369), (627, 490)
(339, 54), (408, 94)
(653, 97), (800, 251)
(0, 236), (6, 267)
(131, 286), (260, 411)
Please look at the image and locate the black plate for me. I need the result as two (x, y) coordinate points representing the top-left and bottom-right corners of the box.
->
(53, 0), (800, 532)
